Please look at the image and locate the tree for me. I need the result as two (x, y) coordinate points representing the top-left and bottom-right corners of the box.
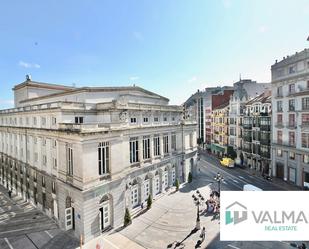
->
(147, 195), (152, 210)
(188, 172), (193, 183)
(175, 179), (180, 191)
(124, 208), (131, 227)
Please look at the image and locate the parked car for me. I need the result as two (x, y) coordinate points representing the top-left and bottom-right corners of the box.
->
(220, 157), (235, 168)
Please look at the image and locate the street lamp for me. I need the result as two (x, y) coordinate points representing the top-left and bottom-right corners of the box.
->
(214, 172), (224, 193)
(192, 190), (204, 230)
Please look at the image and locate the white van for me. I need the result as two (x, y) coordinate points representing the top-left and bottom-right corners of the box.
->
(243, 184), (263, 191)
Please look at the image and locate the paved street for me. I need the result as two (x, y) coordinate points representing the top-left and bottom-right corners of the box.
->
(90, 152), (307, 249)
(0, 185), (79, 249)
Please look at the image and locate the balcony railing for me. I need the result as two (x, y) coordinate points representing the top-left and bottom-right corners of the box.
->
(243, 136), (252, 142)
(275, 122), (284, 128)
(286, 122), (297, 129)
(260, 125), (271, 131)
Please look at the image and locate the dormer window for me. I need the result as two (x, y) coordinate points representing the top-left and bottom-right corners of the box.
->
(163, 117), (167, 122)
(130, 117), (137, 124)
(154, 117), (159, 122)
(143, 117), (149, 123)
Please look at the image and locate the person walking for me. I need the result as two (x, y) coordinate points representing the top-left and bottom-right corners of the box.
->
(8, 189), (12, 198)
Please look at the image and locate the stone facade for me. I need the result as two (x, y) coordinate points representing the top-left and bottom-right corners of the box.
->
(0, 79), (197, 242)
(271, 48), (309, 187)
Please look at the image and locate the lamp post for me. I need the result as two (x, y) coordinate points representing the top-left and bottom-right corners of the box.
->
(214, 172), (224, 193)
(192, 190), (204, 230)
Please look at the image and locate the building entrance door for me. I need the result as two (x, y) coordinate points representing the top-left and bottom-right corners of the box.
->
(65, 207), (73, 230)
(276, 163), (284, 179)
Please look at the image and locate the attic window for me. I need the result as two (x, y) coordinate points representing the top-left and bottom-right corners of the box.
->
(75, 117), (84, 124)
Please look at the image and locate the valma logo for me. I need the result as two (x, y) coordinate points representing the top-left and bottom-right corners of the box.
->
(225, 201), (248, 225)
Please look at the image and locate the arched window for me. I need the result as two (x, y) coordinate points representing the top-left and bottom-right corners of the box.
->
(98, 142), (110, 175)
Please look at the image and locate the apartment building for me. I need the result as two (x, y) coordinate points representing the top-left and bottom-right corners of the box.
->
(272, 48), (309, 188)
(0, 77), (197, 241)
(211, 102), (229, 157)
(184, 86), (233, 149)
(240, 91), (272, 175)
(229, 79), (270, 162)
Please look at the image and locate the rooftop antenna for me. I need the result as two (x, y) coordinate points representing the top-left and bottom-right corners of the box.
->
(26, 74), (31, 81)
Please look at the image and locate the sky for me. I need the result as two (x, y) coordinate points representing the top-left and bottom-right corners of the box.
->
(0, 0), (309, 109)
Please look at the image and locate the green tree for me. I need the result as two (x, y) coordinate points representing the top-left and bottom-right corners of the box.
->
(175, 179), (179, 191)
(124, 207), (131, 227)
(188, 172), (193, 183)
(147, 195), (152, 210)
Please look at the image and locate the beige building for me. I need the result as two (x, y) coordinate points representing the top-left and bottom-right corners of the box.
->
(0, 77), (197, 241)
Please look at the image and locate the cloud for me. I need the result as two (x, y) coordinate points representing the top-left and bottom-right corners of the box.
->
(18, 61), (41, 69)
(133, 31), (144, 42)
(129, 76), (140, 81)
(187, 76), (197, 83)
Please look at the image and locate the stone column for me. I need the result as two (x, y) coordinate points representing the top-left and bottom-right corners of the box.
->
(138, 178), (144, 204)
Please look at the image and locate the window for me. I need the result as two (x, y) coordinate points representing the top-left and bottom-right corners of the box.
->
(171, 133), (176, 151)
(289, 99), (295, 111)
(163, 117), (167, 122)
(289, 152), (295, 160)
(289, 114), (295, 127)
(129, 138), (139, 163)
(43, 155), (47, 165)
(66, 143), (73, 176)
(303, 154), (309, 164)
(34, 152), (38, 162)
(302, 133), (309, 148)
(154, 117), (159, 122)
(302, 114), (309, 125)
(289, 66), (295, 74)
(163, 135), (169, 154)
(277, 86), (283, 97)
(52, 181), (56, 194)
(277, 149), (282, 157)
(189, 133), (193, 147)
(42, 138), (47, 146)
(33, 171), (37, 182)
(98, 142), (110, 175)
(52, 139), (57, 148)
(277, 130), (282, 144)
(42, 176), (45, 187)
(143, 117), (149, 123)
(307, 80), (309, 89)
(277, 114), (282, 124)
(153, 136), (160, 156)
(302, 97), (309, 110)
(289, 84), (295, 94)
(289, 132), (295, 146)
(52, 117), (57, 125)
(143, 137), (150, 159)
(41, 117), (46, 126)
(277, 101), (283, 112)
(130, 117), (137, 124)
(75, 117), (84, 124)
(53, 158), (57, 168)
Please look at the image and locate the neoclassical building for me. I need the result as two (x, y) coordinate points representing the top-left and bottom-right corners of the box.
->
(271, 48), (309, 187)
(0, 77), (197, 241)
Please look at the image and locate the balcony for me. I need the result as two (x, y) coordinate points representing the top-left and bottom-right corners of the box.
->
(286, 122), (297, 129)
(260, 125), (271, 131)
(243, 136), (252, 142)
(260, 150), (271, 159)
(243, 124), (252, 129)
(275, 122), (284, 128)
(260, 137), (271, 146)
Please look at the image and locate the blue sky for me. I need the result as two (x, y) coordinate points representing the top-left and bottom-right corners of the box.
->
(0, 0), (308, 109)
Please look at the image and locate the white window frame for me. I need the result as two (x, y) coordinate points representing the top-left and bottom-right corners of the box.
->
(98, 142), (110, 175)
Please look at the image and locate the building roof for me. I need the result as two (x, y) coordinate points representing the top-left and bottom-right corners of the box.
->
(246, 90), (271, 105)
(213, 101), (229, 110)
(13, 80), (169, 103)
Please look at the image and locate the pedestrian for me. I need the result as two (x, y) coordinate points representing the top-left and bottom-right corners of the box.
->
(200, 227), (206, 240)
(141, 202), (144, 210)
(8, 189), (12, 198)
